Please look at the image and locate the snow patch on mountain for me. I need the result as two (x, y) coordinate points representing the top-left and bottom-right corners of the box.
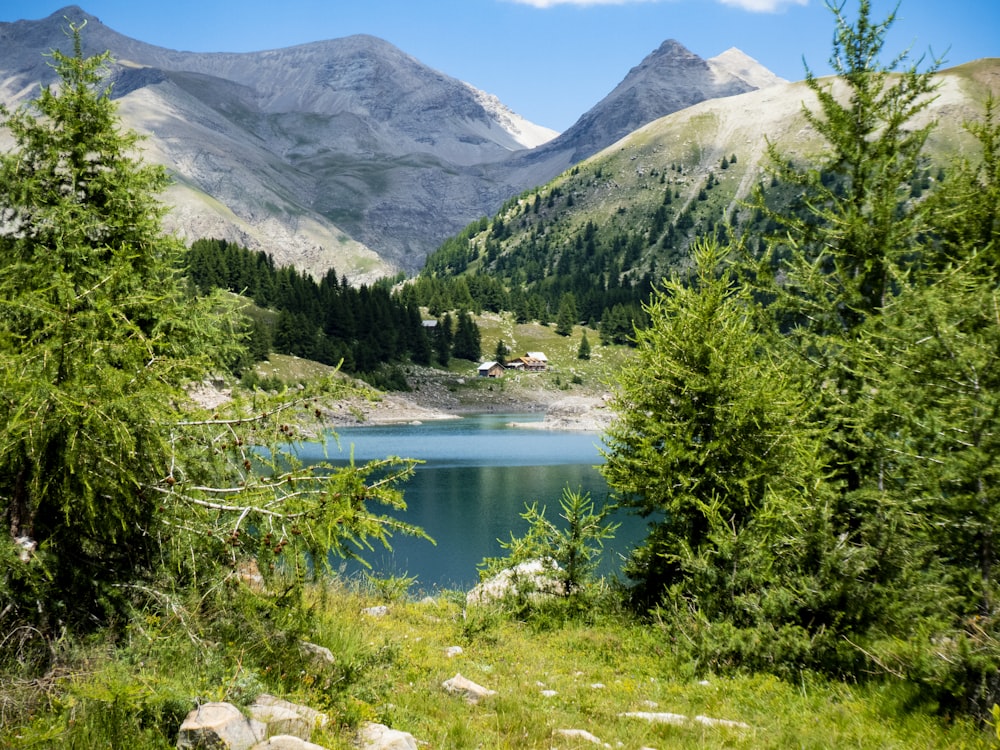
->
(708, 48), (787, 90)
(464, 82), (559, 150)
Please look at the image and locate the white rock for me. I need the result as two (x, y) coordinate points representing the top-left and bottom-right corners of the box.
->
(177, 702), (266, 750)
(621, 711), (751, 730)
(298, 641), (335, 667)
(692, 715), (752, 730)
(444, 646), (464, 658)
(362, 605), (389, 617)
(357, 722), (419, 750)
(466, 558), (563, 606)
(555, 728), (607, 746)
(249, 694), (327, 741)
(250, 736), (327, 750)
(254, 694), (328, 729)
(247, 705), (308, 741)
(621, 711), (688, 726)
(442, 673), (497, 703)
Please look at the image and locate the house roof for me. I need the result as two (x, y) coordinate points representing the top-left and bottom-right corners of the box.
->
(526, 351), (547, 361)
(511, 356), (545, 367)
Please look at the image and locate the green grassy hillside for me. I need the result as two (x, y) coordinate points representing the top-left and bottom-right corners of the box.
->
(4, 577), (994, 749)
(422, 60), (1000, 311)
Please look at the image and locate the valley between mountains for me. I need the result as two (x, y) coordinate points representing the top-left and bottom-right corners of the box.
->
(2, 4), (786, 280)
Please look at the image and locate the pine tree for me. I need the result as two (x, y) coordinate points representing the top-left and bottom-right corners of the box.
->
(601, 239), (828, 613)
(407, 304), (433, 366)
(452, 309), (481, 361)
(434, 312), (454, 367)
(494, 338), (509, 366)
(555, 292), (578, 336)
(0, 28), (242, 633)
(577, 332), (591, 360)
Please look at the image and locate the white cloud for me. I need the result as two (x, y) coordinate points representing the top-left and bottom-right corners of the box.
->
(716, 0), (808, 11)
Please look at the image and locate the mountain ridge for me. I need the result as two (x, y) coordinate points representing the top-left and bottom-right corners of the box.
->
(423, 57), (1000, 318)
(1, 5), (780, 278)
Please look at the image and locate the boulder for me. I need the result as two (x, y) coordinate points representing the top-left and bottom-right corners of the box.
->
(442, 673), (497, 703)
(246, 705), (307, 740)
(466, 558), (563, 606)
(250, 736), (328, 750)
(298, 640), (335, 667)
(248, 694), (327, 741)
(555, 728), (606, 746)
(357, 722), (420, 750)
(621, 711), (751, 730)
(176, 702), (266, 750)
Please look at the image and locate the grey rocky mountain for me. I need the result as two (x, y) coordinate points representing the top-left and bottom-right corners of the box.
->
(0, 5), (780, 279)
(501, 40), (784, 191)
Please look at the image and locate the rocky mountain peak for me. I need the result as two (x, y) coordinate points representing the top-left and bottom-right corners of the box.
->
(1, 8), (782, 277)
(525, 38), (759, 168)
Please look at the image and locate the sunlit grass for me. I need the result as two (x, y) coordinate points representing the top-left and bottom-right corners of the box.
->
(2, 575), (991, 749)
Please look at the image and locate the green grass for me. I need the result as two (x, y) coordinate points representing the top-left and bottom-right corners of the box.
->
(253, 316), (628, 400)
(8, 334), (985, 748)
(472, 312), (632, 395)
(3, 577), (991, 749)
(253, 352), (342, 383)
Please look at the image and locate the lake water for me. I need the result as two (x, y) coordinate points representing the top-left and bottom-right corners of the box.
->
(291, 414), (646, 593)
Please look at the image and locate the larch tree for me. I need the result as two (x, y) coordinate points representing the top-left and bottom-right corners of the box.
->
(0, 27), (237, 632)
(751, 0), (942, 498)
(0, 27), (425, 645)
(745, 0), (947, 644)
(857, 101), (1000, 717)
(600, 239), (829, 616)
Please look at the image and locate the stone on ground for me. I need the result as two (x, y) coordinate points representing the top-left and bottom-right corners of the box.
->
(249, 694), (327, 741)
(176, 702), (266, 750)
(442, 673), (497, 703)
(357, 722), (420, 750)
(466, 558), (563, 606)
(250, 736), (328, 750)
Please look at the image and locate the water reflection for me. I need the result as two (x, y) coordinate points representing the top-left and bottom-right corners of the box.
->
(293, 414), (644, 592)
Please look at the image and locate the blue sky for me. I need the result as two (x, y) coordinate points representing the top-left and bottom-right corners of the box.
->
(2, 0), (996, 131)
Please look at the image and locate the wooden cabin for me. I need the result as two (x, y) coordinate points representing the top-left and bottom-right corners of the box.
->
(477, 361), (505, 378)
(508, 353), (547, 372)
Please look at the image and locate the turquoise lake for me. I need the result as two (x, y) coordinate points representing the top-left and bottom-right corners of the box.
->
(291, 414), (647, 593)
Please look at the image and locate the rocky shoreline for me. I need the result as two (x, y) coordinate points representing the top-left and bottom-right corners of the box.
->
(318, 372), (613, 433)
(189, 366), (614, 433)
(505, 395), (613, 433)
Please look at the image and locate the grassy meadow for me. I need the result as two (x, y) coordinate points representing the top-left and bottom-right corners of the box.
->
(3, 575), (995, 749)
